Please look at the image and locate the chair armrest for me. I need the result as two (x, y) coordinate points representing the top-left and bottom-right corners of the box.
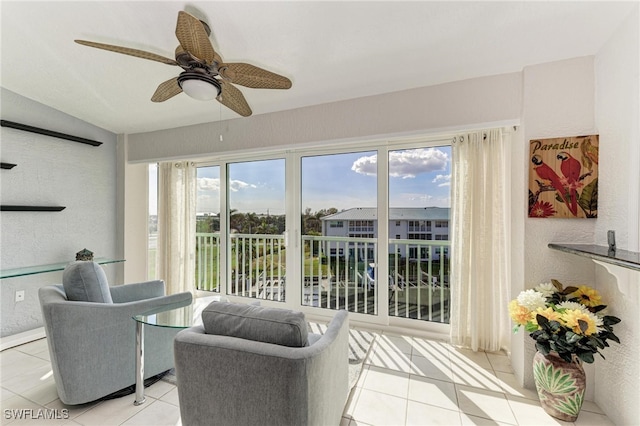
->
(45, 291), (193, 329)
(109, 280), (167, 303)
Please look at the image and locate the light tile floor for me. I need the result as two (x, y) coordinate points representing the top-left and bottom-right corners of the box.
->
(1, 333), (614, 426)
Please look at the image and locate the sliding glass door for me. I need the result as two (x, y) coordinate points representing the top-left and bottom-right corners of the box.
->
(301, 151), (378, 315)
(195, 166), (221, 292)
(227, 159), (286, 301)
(388, 146), (451, 323)
(152, 137), (453, 330)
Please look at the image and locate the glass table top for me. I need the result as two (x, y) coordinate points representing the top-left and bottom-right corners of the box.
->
(133, 295), (228, 328)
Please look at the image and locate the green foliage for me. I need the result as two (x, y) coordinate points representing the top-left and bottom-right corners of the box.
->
(578, 178), (598, 216)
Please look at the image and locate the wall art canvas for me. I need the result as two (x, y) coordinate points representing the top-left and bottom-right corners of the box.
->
(528, 135), (598, 218)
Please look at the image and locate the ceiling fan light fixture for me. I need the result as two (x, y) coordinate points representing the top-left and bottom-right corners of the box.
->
(177, 72), (221, 101)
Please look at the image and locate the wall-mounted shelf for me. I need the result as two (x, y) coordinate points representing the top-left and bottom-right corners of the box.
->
(1, 163), (17, 169)
(548, 243), (640, 296)
(1, 258), (125, 279)
(548, 243), (640, 272)
(1, 205), (66, 212)
(1, 120), (102, 147)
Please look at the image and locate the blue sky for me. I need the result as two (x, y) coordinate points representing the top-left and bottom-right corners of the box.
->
(150, 146), (451, 215)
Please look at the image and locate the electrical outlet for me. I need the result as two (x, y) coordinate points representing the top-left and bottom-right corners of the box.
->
(15, 290), (25, 302)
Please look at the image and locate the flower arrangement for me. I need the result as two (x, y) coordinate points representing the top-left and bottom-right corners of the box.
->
(509, 279), (621, 363)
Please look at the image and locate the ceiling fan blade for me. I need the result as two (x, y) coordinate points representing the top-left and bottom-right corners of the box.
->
(218, 81), (252, 117)
(75, 40), (178, 65)
(151, 77), (182, 102)
(175, 11), (216, 64)
(221, 63), (292, 89)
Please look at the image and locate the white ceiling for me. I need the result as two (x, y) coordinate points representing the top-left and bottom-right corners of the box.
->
(1, 1), (636, 135)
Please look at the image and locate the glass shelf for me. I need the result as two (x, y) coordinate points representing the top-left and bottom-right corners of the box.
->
(548, 243), (640, 272)
(0, 258), (125, 279)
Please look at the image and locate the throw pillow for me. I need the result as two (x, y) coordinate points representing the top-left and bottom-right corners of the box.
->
(202, 301), (308, 347)
(62, 261), (113, 303)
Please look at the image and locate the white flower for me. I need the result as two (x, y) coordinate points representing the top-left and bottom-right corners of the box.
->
(557, 301), (589, 312)
(517, 289), (547, 311)
(535, 282), (556, 298)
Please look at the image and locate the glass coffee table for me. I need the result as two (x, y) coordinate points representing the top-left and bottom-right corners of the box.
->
(132, 295), (227, 405)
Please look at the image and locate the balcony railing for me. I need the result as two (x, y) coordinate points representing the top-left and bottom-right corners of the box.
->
(195, 233), (450, 323)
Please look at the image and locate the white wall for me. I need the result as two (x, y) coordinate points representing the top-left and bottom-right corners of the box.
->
(513, 7), (640, 423)
(519, 56), (599, 398)
(0, 88), (119, 337)
(592, 6), (640, 425)
(127, 72), (522, 162)
(117, 134), (149, 285)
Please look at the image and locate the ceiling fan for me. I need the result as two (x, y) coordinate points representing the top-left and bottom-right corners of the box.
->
(75, 11), (292, 117)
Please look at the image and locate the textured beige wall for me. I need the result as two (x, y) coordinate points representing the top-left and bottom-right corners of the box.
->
(0, 88), (118, 337)
(127, 72), (522, 163)
(520, 56), (599, 395)
(592, 7), (640, 424)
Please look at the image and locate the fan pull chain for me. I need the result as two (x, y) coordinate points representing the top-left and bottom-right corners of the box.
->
(219, 101), (223, 142)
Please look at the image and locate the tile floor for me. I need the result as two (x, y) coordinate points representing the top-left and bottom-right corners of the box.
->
(1, 333), (614, 425)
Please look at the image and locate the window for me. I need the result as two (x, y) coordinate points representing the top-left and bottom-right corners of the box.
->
(228, 159), (286, 301)
(389, 146), (451, 322)
(301, 151), (377, 315)
(154, 140), (451, 328)
(195, 166), (221, 292)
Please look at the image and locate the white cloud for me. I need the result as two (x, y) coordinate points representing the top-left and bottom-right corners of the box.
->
(351, 148), (449, 178)
(230, 180), (257, 192)
(198, 177), (220, 191)
(198, 177), (256, 192)
(432, 174), (451, 187)
(351, 154), (377, 176)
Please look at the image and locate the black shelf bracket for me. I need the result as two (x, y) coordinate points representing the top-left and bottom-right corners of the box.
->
(1, 163), (17, 169)
(1, 205), (66, 212)
(1, 120), (103, 147)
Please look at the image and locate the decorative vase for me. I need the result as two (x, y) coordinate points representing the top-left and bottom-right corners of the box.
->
(532, 350), (586, 422)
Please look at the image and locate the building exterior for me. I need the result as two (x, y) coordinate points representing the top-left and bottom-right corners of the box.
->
(320, 207), (450, 261)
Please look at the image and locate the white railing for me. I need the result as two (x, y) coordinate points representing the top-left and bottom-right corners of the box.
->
(388, 239), (450, 323)
(230, 233), (285, 301)
(195, 233), (220, 292)
(195, 233), (450, 323)
(196, 233), (285, 300)
(303, 235), (378, 315)
(302, 236), (450, 323)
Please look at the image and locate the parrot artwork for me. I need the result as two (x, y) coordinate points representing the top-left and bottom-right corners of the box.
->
(557, 151), (581, 216)
(531, 155), (572, 214)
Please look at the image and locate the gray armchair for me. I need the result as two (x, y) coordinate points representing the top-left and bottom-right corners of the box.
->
(174, 302), (349, 426)
(39, 261), (192, 405)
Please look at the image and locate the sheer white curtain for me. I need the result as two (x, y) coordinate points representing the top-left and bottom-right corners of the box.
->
(449, 128), (510, 352)
(156, 161), (196, 295)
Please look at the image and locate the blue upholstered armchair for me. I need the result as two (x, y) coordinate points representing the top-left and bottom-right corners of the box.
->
(174, 302), (349, 426)
(38, 261), (192, 405)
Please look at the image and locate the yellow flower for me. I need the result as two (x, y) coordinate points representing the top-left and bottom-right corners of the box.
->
(532, 306), (562, 325)
(572, 285), (602, 307)
(509, 300), (532, 326)
(562, 309), (598, 336)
